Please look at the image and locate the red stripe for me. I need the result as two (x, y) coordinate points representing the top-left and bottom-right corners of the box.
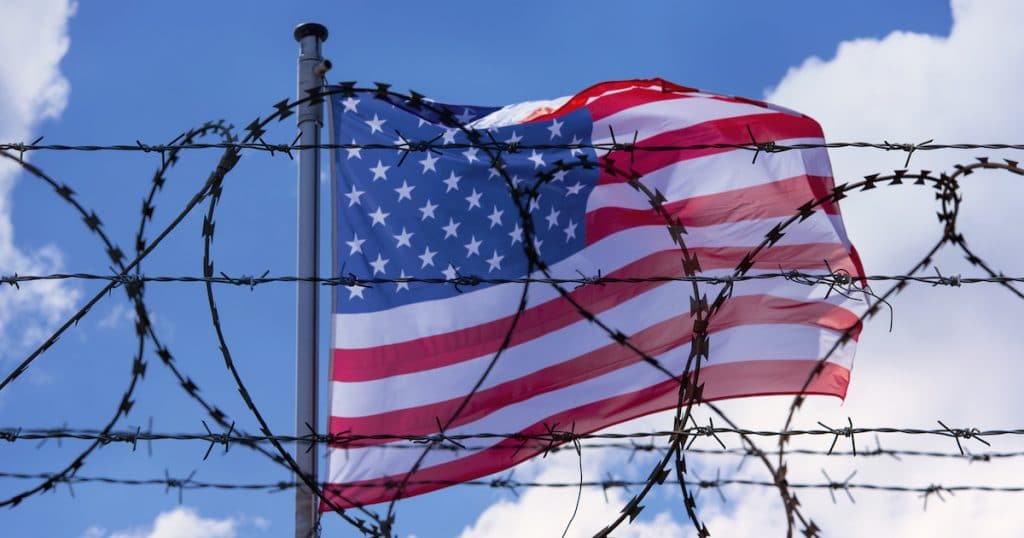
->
(330, 295), (859, 445)
(333, 243), (857, 382)
(598, 112), (823, 185)
(526, 78), (700, 124)
(585, 174), (838, 246)
(586, 89), (694, 122)
(320, 359), (849, 509)
(587, 91), (780, 124)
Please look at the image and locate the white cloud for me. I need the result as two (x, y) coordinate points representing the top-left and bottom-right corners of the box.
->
(700, 0), (1024, 536)
(462, 1), (1024, 536)
(459, 446), (685, 538)
(0, 0), (78, 358)
(766, 0), (1024, 275)
(97, 303), (131, 329)
(88, 507), (267, 538)
(81, 527), (107, 538)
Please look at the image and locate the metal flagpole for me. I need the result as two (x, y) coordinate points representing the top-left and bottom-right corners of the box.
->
(294, 22), (329, 538)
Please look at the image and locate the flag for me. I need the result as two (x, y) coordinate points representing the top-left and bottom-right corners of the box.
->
(323, 78), (866, 509)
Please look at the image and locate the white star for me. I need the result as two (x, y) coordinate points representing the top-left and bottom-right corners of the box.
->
(463, 146), (480, 163)
(418, 152), (439, 173)
(465, 188), (483, 210)
(488, 162), (505, 179)
(464, 235), (482, 257)
(418, 199), (438, 220)
(505, 131), (523, 144)
(528, 194), (542, 213)
(552, 169), (568, 182)
(528, 150), (545, 169)
(563, 219), (577, 241)
(510, 175), (524, 189)
(417, 117), (428, 128)
(442, 263), (459, 280)
(394, 180), (415, 202)
(368, 206), (390, 227)
(344, 185), (365, 207)
(486, 250), (504, 272)
(487, 206), (504, 228)
(509, 222), (523, 245)
(545, 206), (560, 229)
(396, 270), (411, 292)
(441, 127), (458, 144)
(532, 237), (543, 257)
(547, 118), (563, 139)
(418, 245), (437, 268)
(393, 227), (414, 248)
(455, 107), (475, 124)
(346, 138), (362, 160)
(442, 217), (461, 239)
(369, 253), (389, 275)
(566, 181), (585, 196)
(341, 97), (359, 113)
(569, 135), (584, 157)
(443, 171), (462, 192)
(365, 114), (386, 134)
(370, 160), (390, 181)
(347, 284), (365, 299)
(345, 233), (365, 255)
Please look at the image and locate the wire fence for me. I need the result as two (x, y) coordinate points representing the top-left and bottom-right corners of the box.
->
(2, 81), (1023, 537)
(4, 469), (1022, 507)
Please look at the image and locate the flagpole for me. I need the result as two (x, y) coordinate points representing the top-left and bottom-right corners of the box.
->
(294, 22), (328, 538)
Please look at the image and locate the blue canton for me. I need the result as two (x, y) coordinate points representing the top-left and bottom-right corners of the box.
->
(330, 89), (599, 314)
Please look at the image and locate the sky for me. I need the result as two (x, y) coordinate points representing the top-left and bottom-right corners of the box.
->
(3, 0), (1024, 536)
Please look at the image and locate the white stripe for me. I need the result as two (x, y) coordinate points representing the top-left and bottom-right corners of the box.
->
(334, 212), (849, 349)
(468, 96), (572, 129)
(581, 84), (716, 107)
(585, 138), (831, 212)
(328, 324), (854, 483)
(592, 96), (780, 147)
(466, 84), (683, 128)
(332, 270), (866, 410)
(331, 275), (858, 416)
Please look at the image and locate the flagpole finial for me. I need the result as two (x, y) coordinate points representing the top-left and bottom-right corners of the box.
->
(294, 22), (328, 42)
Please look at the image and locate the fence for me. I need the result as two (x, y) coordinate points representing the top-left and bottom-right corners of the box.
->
(2, 83), (1023, 537)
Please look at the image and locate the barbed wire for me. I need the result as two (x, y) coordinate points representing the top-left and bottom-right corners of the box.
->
(2, 139), (1023, 156)
(3, 470), (1022, 504)
(9, 426), (1021, 462)
(2, 424), (1020, 447)
(9, 425), (1024, 468)
(0, 115), (388, 532)
(2, 269), (1021, 290)
(3, 79), (1024, 537)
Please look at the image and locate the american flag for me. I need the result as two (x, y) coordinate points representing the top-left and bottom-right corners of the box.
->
(323, 79), (866, 508)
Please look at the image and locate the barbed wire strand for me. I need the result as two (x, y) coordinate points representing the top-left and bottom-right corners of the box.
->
(3, 80), (1023, 537)
(3, 470), (1022, 500)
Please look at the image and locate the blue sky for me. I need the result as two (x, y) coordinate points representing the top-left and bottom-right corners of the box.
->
(12, 1), (1024, 537)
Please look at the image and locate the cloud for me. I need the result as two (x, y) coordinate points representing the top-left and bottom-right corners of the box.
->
(461, 1), (1024, 536)
(81, 527), (106, 538)
(696, 0), (1024, 535)
(87, 507), (268, 538)
(0, 0), (79, 359)
(459, 445), (685, 538)
(766, 0), (1024, 274)
(97, 303), (131, 329)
